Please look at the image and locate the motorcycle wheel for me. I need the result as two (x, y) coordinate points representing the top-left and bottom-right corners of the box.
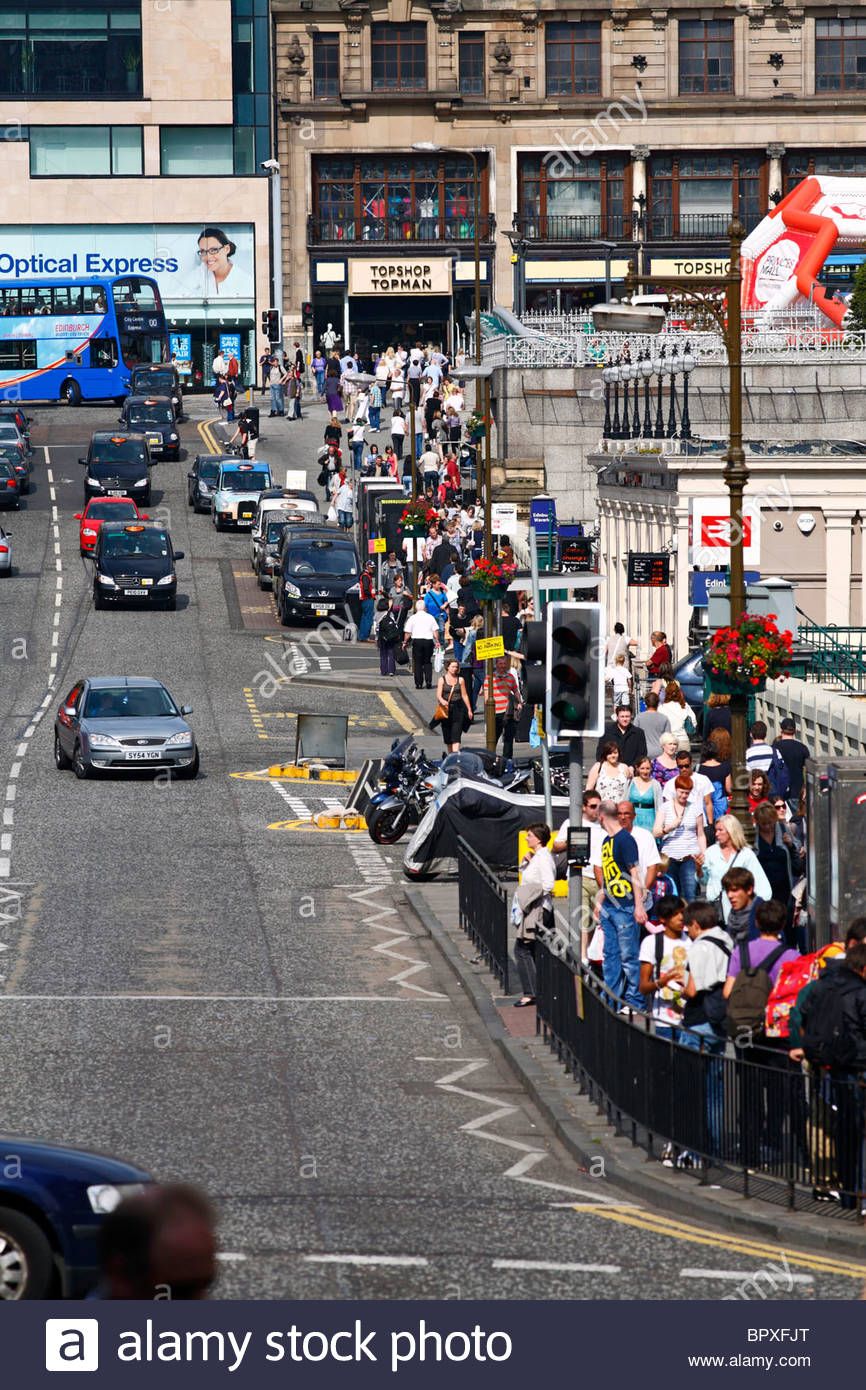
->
(367, 804), (410, 844)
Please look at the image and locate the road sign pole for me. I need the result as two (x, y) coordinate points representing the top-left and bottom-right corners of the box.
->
(567, 736), (583, 965)
(529, 527), (552, 830)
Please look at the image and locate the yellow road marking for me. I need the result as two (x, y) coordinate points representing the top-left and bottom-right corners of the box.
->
(378, 689), (419, 733)
(576, 1205), (866, 1280)
(197, 418), (221, 455)
(242, 686), (269, 740)
(268, 818), (368, 833)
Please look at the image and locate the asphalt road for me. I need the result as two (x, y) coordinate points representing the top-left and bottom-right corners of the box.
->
(0, 395), (859, 1301)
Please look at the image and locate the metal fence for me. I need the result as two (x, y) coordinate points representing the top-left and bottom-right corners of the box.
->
(456, 835), (511, 992)
(535, 941), (866, 1215)
(481, 327), (866, 370)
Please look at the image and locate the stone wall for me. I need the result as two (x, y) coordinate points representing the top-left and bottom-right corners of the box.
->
(487, 359), (866, 525)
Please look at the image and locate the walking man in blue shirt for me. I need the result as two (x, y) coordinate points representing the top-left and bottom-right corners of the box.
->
(597, 800), (648, 1010)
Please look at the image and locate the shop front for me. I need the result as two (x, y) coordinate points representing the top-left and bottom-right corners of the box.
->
(0, 223), (257, 391)
(310, 255), (490, 358)
(524, 257), (632, 314)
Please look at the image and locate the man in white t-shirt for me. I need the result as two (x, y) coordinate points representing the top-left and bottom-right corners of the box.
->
(661, 749), (714, 825)
(552, 790), (604, 958)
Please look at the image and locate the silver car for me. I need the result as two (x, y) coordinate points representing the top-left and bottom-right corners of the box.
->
(0, 522), (10, 573)
(54, 676), (199, 781)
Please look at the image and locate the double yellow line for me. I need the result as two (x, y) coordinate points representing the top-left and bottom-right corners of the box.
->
(197, 418), (221, 456)
(574, 1203), (866, 1280)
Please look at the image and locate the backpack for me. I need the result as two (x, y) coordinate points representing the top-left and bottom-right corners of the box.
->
(768, 746), (791, 799)
(245, 419), (258, 441)
(765, 943), (844, 1039)
(709, 777), (728, 820)
(725, 940), (787, 1041)
(803, 971), (864, 1069)
(377, 611), (399, 646)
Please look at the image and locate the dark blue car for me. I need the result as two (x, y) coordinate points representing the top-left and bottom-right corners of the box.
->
(0, 1136), (151, 1299)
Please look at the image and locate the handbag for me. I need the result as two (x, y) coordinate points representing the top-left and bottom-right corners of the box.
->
(327, 504), (338, 523)
(395, 645), (409, 666)
(432, 648), (444, 674)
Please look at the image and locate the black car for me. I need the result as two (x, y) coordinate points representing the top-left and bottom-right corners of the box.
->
(126, 363), (183, 417)
(79, 432), (154, 505)
(0, 402), (31, 438)
(0, 441), (30, 494)
(91, 523), (183, 610)
(274, 528), (362, 626)
(118, 395), (180, 460)
(187, 453), (232, 513)
(0, 460), (21, 509)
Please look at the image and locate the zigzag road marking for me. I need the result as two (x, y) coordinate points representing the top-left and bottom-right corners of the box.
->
(346, 883), (446, 1000)
(417, 1057), (628, 1205)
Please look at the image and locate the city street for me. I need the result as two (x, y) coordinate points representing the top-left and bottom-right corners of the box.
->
(0, 396), (860, 1302)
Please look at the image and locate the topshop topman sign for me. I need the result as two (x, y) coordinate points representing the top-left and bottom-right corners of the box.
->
(349, 260), (452, 295)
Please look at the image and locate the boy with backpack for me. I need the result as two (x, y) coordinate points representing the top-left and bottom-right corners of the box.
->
(639, 894), (690, 1039)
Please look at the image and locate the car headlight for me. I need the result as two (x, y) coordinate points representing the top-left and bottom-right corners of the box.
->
(134, 477), (148, 487)
(156, 573), (175, 586)
(170, 433), (178, 441)
(85, 474), (100, 486)
(87, 1182), (148, 1214)
(82, 528), (97, 537)
(165, 730), (192, 746)
(88, 732), (121, 748)
(283, 581), (301, 598)
(198, 482), (212, 493)
(345, 582), (361, 595)
(96, 572), (117, 587)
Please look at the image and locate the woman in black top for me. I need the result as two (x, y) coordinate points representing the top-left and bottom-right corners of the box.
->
(435, 658), (473, 753)
(704, 693), (732, 739)
(324, 414), (342, 448)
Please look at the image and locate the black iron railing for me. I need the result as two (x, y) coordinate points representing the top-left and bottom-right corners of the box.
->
(307, 214), (495, 246)
(512, 213), (635, 242)
(535, 941), (866, 1215)
(456, 836), (510, 993)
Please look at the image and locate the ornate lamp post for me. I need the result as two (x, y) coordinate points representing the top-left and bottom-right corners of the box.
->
(653, 344), (666, 438)
(680, 341), (695, 439)
(602, 358), (613, 438)
(666, 344), (679, 438)
(640, 350), (654, 436)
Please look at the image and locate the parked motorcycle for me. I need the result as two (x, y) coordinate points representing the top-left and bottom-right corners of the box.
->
(367, 740), (534, 846)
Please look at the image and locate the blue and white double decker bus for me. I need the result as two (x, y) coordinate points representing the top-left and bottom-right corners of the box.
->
(0, 275), (168, 405)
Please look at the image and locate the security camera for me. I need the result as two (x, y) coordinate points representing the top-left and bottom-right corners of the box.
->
(260, 159), (280, 173)
(772, 519), (784, 532)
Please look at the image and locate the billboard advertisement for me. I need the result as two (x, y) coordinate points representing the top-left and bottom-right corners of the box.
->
(0, 224), (255, 303)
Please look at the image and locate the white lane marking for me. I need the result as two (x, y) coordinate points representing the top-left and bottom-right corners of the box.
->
(49, 488), (56, 502)
(53, 612), (60, 626)
(0, 993), (449, 1003)
(49, 652), (58, 668)
(40, 694), (52, 709)
(8, 764), (20, 779)
(215, 1253), (248, 1264)
(56, 576), (62, 589)
(52, 524), (59, 539)
(46, 467), (54, 483)
(51, 630), (59, 647)
(54, 542), (61, 556)
(304, 1254), (428, 1268)
(51, 506), (58, 523)
(0, 858), (9, 879)
(55, 559), (61, 572)
(268, 779), (314, 819)
(23, 727), (35, 740)
(1, 809), (12, 826)
(679, 1268), (814, 1283)
(492, 1259), (621, 1274)
(5, 786), (16, 802)
(15, 744), (27, 758)
(0, 835), (10, 852)
(55, 592), (61, 607)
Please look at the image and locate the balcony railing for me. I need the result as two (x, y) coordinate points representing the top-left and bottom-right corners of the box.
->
(307, 214), (495, 246)
(514, 211), (745, 242)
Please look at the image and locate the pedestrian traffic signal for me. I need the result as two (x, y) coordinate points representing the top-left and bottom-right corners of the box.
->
(301, 301), (313, 327)
(522, 619), (547, 706)
(546, 602), (605, 741)
(262, 308), (281, 343)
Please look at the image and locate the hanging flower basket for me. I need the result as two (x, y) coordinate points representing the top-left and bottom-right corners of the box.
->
(704, 613), (793, 692)
(470, 557), (515, 603)
(397, 502), (438, 538)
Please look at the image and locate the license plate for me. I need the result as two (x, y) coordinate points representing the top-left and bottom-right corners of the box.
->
(124, 588), (149, 597)
(238, 511), (254, 522)
(314, 606), (334, 616)
(148, 436), (160, 446)
(124, 750), (161, 760)
(108, 489), (126, 496)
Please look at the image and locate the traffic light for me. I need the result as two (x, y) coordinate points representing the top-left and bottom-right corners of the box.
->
(546, 602), (605, 741)
(301, 300), (313, 327)
(262, 308), (281, 343)
(522, 619), (547, 706)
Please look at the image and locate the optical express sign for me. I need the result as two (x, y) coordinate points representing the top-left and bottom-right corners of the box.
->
(349, 260), (452, 295)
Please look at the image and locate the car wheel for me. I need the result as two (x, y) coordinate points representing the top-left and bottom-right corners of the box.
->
(60, 378), (82, 407)
(93, 587), (105, 611)
(173, 748), (200, 781)
(0, 1208), (55, 1301)
(258, 575), (269, 591)
(72, 743), (92, 780)
(279, 596), (290, 626)
(54, 732), (72, 770)
(165, 595), (177, 611)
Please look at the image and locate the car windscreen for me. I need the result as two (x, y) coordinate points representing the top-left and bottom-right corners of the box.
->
(84, 686), (179, 718)
(92, 440), (147, 464)
(286, 544), (358, 577)
(134, 371), (175, 393)
(0, 462), (15, 479)
(0, 445), (21, 461)
(101, 530), (170, 559)
(128, 406), (173, 425)
(266, 521), (288, 543)
(220, 471), (270, 492)
(85, 502), (138, 521)
(0, 425), (21, 439)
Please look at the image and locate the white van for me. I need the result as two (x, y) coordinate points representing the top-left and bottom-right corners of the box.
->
(249, 490), (320, 565)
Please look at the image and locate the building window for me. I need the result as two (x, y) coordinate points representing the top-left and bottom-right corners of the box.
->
(784, 148), (866, 194)
(311, 154), (489, 242)
(370, 22), (427, 91)
(545, 22), (601, 96)
(816, 19), (866, 92)
(0, 3), (142, 100)
(458, 33), (485, 96)
(313, 34), (340, 98)
(678, 19), (734, 95)
(517, 153), (628, 239)
(160, 127), (234, 176)
(30, 125), (143, 176)
(231, 0), (270, 172)
(649, 153), (763, 238)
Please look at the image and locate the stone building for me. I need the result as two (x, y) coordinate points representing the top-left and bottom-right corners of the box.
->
(275, 0), (866, 351)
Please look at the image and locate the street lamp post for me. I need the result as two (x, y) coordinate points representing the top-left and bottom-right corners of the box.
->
(600, 220), (749, 822)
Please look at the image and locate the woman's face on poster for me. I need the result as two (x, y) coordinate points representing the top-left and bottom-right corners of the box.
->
(198, 235), (232, 283)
